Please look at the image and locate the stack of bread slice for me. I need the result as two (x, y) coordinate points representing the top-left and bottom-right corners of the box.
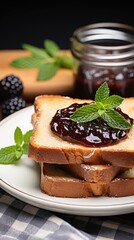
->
(28, 95), (134, 198)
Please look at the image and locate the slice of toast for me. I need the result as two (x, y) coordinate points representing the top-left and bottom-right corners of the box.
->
(28, 95), (134, 167)
(41, 163), (92, 198)
(41, 163), (134, 197)
(60, 164), (121, 183)
(108, 168), (134, 197)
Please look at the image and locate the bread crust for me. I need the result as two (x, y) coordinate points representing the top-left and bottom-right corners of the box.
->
(41, 163), (92, 197)
(108, 178), (134, 197)
(41, 163), (134, 197)
(61, 164), (121, 183)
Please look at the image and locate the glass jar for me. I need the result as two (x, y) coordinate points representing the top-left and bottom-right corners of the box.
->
(71, 23), (134, 99)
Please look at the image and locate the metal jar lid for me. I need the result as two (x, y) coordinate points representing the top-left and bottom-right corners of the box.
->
(71, 23), (134, 67)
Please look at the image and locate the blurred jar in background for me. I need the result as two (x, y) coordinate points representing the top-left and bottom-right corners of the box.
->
(71, 23), (134, 99)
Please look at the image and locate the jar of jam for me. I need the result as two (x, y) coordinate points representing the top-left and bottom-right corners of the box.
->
(71, 23), (134, 99)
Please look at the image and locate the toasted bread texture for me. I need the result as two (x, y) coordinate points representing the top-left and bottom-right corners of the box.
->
(41, 163), (92, 198)
(41, 163), (134, 197)
(108, 168), (134, 197)
(28, 95), (134, 167)
(60, 164), (121, 183)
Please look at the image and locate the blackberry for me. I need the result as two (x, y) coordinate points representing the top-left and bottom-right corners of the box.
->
(2, 97), (26, 118)
(0, 74), (23, 101)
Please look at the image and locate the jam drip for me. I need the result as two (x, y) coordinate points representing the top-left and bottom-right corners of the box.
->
(50, 103), (133, 147)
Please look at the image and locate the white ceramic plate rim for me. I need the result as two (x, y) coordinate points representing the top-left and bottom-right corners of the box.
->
(0, 106), (134, 216)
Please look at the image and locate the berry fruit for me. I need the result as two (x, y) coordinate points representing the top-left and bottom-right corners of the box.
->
(0, 74), (23, 101)
(2, 97), (26, 118)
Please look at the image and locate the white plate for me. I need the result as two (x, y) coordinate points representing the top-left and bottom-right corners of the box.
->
(0, 106), (134, 216)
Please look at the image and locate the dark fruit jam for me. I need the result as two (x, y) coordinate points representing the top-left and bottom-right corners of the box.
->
(74, 65), (134, 100)
(50, 103), (133, 147)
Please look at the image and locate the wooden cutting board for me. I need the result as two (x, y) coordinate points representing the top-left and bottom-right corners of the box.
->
(0, 50), (75, 101)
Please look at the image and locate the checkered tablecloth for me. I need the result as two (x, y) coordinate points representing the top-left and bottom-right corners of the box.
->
(0, 189), (134, 240)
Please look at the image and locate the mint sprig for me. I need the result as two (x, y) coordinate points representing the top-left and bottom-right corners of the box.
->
(44, 39), (60, 57)
(70, 82), (132, 130)
(0, 127), (32, 164)
(11, 39), (73, 81)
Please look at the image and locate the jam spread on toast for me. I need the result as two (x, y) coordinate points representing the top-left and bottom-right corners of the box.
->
(50, 103), (133, 147)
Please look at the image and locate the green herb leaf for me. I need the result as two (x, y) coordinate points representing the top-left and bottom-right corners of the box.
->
(23, 130), (33, 154)
(58, 55), (73, 69)
(95, 82), (109, 102)
(102, 109), (131, 129)
(15, 147), (23, 160)
(0, 128), (33, 164)
(10, 39), (74, 81)
(98, 109), (105, 116)
(96, 102), (105, 110)
(11, 56), (45, 69)
(23, 130), (33, 143)
(44, 39), (60, 57)
(70, 104), (99, 123)
(22, 143), (29, 154)
(22, 43), (49, 58)
(0, 146), (17, 164)
(14, 127), (23, 146)
(70, 82), (132, 130)
(104, 95), (124, 109)
(15, 151), (23, 160)
(38, 62), (59, 81)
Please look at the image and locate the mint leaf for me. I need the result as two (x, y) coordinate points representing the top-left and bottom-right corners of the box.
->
(23, 130), (33, 154)
(22, 143), (29, 154)
(0, 146), (17, 164)
(0, 128), (33, 164)
(15, 151), (23, 159)
(11, 39), (74, 81)
(24, 130), (32, 143)
(70, 104), (99, 123)
(69, 82), (132, 130)
(102, 109), (131, 129)
(22, 43), (49, 59)
(14, 127), (23, 146)
(38, 62), (59, 81)
(98, 109), (105, 116)
(15, 149), (23, 160)
(58, 55), (73, 69)
(95, 82), (109, 102)
(44, 39), (60, 57)
(11, 56), (45, 69)
(104, 95), (124, 109)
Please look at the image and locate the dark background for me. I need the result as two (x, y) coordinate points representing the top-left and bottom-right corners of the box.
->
(0, 3), (133, 50)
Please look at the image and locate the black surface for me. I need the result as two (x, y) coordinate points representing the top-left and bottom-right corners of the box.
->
(0, 3), (133, 50)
